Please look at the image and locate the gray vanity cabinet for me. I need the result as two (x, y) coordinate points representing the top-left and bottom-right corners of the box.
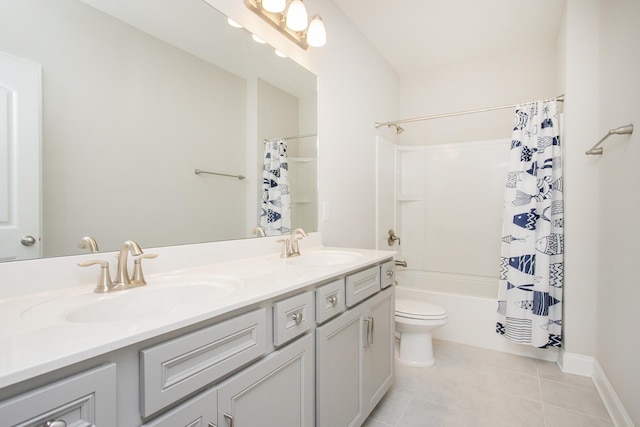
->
(217, 333), (315, 427)
(316, 285), (394, 427)
(0, 363), (116, 427)
(316, 306), (364, 427)
(362, 286), (395, 413)
(142, 387), (217, 427)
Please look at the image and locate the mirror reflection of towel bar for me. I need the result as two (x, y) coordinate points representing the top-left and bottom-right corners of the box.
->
(194, 169), (245, 180)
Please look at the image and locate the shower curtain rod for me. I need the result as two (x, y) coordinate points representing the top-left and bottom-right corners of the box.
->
(264, 133), (317, 142)
(375, 94), (565, 132)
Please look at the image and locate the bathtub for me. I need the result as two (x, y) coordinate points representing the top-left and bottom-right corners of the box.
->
(395, 269), (558, 361)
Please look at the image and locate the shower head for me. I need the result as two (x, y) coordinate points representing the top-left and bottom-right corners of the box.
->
(389, 124), (404, 134)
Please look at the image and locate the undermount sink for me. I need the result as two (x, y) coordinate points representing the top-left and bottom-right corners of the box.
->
(285, 250), (364, 266)
(22, 275), (241, 324)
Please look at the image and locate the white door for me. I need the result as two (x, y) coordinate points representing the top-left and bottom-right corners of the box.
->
(375, 136), (396, 250)
(0, 52), (41, 261)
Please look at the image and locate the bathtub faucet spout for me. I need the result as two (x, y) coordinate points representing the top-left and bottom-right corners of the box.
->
(395, 260), (408, 268)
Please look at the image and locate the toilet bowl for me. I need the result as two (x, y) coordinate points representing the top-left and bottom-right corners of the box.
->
(395, 299), (448, 367)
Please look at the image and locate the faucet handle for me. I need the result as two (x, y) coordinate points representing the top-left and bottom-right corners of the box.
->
(131, 253), (158, 285)
(290, 228), (308, 255)
(78, 260), (114, 293)
(277, 239), (291, 258)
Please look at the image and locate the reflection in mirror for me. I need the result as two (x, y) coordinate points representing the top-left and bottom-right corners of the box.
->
(0, 0), (317, 262)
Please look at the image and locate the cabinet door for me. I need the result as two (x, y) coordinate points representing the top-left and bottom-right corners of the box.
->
(316, 308), (364, 427)
(362, 286), (395, 414)
(217, 333), (314, 427)
(142, 387), (217, 427)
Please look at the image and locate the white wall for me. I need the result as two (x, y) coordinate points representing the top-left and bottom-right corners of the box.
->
(397, 48), (558, 146)
(560, 0), (601, 360)
(207, 0), (400, 249)
(595, 0), (640, 424)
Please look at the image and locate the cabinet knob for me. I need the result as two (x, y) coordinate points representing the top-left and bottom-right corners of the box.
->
(328, 295), (338, 306)
(43, 421), (67, 427)
(21, 235), (37, 246)
(292, 312), (304, 324)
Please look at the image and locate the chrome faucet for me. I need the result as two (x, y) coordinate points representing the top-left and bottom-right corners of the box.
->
(113, 240), (143, 287)
(290, 228), (308, 256)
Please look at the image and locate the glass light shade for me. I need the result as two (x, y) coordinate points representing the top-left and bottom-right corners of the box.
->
(306, 15), (326, 47)
(275, 49), (287, 58)
(262, 0), (286, 13)
(286, 0), (308, 32)
(251, 34), (266, 44)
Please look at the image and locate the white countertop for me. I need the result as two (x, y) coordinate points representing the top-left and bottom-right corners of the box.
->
(0, 239), (394, 389)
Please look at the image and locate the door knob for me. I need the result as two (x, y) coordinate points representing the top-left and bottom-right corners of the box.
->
(21, 235), (37, 246)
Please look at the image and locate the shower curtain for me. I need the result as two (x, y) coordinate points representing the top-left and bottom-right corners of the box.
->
(496, 100), (563, 348)
(260, 139), (291, 236)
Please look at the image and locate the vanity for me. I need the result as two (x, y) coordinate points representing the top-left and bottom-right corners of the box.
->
(0, 234), (395, 426)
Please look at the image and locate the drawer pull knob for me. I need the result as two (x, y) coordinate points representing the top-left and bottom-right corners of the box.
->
(43, 421), (67, 427)
(292, 312), (304, 324)
(328, 295), (338, 306)
(386, 270), (394, 278)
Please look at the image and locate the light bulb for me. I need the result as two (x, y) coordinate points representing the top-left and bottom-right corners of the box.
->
(306, 15), (326, 47)
(262, 0), (286, 13)
(286, 0), (308, 32)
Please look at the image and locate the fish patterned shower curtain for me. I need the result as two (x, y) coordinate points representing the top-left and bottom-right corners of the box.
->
(260, 139), (291, 236)
(496, 100), (563, 348)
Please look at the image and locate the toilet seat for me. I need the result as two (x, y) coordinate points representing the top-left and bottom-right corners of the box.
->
(395, 299), (447, 320)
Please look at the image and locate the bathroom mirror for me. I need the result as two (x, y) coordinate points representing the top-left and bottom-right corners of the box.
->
(0, 0), (318, 261)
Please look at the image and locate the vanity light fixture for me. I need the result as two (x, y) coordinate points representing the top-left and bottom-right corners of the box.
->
(285, 0), (308, 31)
(262, 0), (286, 13)
(306, 14), (326, 47)
(245, 0), (327, 49)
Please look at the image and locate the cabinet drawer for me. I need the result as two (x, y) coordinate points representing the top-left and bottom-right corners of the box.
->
(273, 291), (314, 346)
(315, 279), (345, 324)
(345, 266), (381, 307)
(140, 308), (267, 417)
(142, 386), (217, 427)
(380, 259), (396, 289)
(0, 363), (116, 427)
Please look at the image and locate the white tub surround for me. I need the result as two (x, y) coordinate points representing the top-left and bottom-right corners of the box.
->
(0, 233), (393, 389)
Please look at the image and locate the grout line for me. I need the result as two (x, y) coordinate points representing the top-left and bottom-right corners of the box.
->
(537, 363), (549, 426)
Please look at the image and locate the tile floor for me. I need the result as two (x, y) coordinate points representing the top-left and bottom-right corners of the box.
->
(364, 339), (613, 427)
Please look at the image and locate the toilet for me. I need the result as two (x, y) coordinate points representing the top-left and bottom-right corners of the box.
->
(395, 299), (448, 367)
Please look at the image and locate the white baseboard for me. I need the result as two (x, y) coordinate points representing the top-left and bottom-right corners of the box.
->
(559, 351), (634, 427)
(592, 359), (635, 427)
(558, 350), (594, 377)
